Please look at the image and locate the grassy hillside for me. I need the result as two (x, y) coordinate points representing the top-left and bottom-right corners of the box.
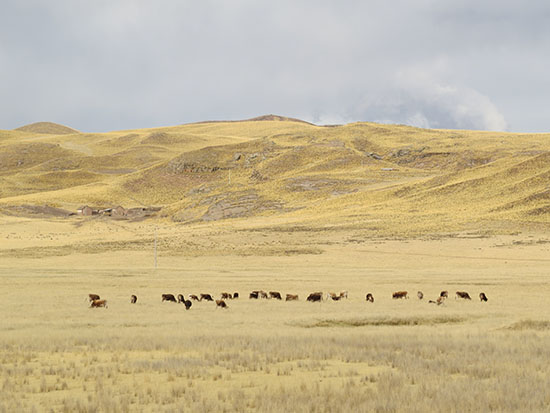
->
(1, 117), (549, 237)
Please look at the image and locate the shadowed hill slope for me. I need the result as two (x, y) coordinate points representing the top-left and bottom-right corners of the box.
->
(1, 118), (549, 237)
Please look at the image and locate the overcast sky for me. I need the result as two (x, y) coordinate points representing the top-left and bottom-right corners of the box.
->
(1, 0), (549, 133)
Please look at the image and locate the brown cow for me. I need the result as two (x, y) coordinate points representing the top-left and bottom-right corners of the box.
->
(327, 292), (342, 301)
(269, 291), (282, 300)
(440, 291), (449, 298)
(429, 296), (445, 306)
(221, 292), (232, 300)
(130, 295), (137, 304)
(366, 293), (374, 303)
(259, 290), (268, 299)
(215, 299), (228, 309)
(340, 291), (348, 299)
(286, 294), (299, 301)
(162, 294), (177, 303)
(90, 299), (107, 308)
(392, 291), (408, 299)
(417, 291), (424, 300)
(200, 294), (214, 302)
(456, 291), (471, 300)
(189, 294), (200, 301)
(88, 294), (100, 302)
(479, 292), (488, 302)
(307, 292), (323, 302)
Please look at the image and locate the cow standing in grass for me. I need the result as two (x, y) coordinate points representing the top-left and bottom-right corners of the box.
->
(269, 291), (282, 300)
(200, 294), (214, 302)
(366, 293), (374, 303)
(182, 297), (192, 310)
(417, 291), (424, 300)
(162, 294), (177, 303)
(189, 294), (200, 301)
(88, 294), (100, 302)
(479, 292), (488, 302)
(286, 294), (299, 301)
(130, 295), (137, 304)
(90, 299), (107, 308)
(307, 292), (323, 302)
(392, 291), (408, 299)
(456, 291), (471, 300)
(216, 299), (228, 309)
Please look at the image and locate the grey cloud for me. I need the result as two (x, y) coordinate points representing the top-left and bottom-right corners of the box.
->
(0, 1), (549, 132)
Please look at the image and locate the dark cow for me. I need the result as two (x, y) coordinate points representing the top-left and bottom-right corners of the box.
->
(90, 299), (107, 308)
(162, 294), (177, 303)
(417, 291), (424, 300)
(456, 291), (471, 300)
(88, 294), (100, 302)
(269, 291), (282, 300)
(183, 298), (192, 310)
(249, 291), (259, 299)
(440, 291), (449, 298)
(392, 291), (408, 299)
(479, 292), (488, 302)
(307, 292), (323, 302)
(216, 299), (228, 309)
(286, 294), (299, 301)
(233, 292), (239, 299)
(259, 290), (268, 299)
(221, 292), (232, 300)
(189, 294), (200, 301)
(200, 294), (214, 302)
(366, 293), (374, 303)
(177, 294), (185, 303)
(130, 295), (137, 304)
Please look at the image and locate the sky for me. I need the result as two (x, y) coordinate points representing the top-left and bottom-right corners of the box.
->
(1, 0), (549, 133)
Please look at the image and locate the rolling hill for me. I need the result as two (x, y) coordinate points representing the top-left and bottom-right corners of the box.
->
(1, 116), (549, 238)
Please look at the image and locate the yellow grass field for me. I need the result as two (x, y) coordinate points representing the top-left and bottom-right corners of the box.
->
(1, 118), (550, 411)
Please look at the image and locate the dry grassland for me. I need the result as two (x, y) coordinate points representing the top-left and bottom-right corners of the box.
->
(1, 119), (550, 411)
(1, 226), (550, 412)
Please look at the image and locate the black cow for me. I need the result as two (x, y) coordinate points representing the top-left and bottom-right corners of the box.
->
(130, 295), (137, 304)
(307, 292), (323, 302)
(269, 291), (282, 300)
(162, 294), (177, 303)
(456, 291), (471, 300)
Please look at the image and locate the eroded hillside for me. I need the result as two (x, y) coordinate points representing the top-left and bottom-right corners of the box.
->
(1, 118), (549, 238)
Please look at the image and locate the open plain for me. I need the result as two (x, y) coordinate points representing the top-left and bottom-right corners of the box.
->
(1, 118), (550, 412)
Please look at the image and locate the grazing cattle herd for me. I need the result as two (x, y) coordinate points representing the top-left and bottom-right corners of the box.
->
(88, 289), (489, 309)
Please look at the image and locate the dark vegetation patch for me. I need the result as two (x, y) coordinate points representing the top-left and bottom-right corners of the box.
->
(505, 320), (550, 331)
(295, 316), (468, 328)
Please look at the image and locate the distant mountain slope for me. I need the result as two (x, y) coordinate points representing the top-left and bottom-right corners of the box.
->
(15, 122), (79, 135)
(1, 118), (549, 236)
(193, 114), (315, 126)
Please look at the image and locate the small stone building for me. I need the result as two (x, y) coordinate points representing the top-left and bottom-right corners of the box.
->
(77, 205), (94, 216)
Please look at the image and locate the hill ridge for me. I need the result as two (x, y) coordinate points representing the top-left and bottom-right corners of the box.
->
(15, 122), (79, 135)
